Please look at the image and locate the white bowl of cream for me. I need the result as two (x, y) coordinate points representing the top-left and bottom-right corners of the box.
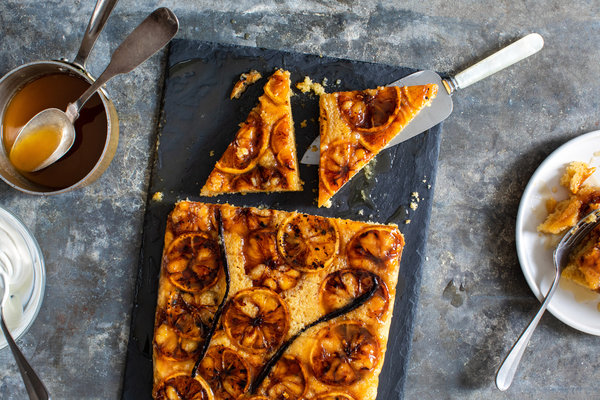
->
(0, 205), (45, 349)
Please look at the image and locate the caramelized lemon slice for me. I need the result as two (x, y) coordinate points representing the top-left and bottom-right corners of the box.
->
(215, 112), (269, 174)
(320, 268), (389, 320)
(154, 322), (202, 361)
(154, 373), (214, 400)
(347, 226), (404, 271)
(243, 228), (302, 292)
(223, 288), (290, 353)
(257, 355), (308, 400)
(320, 140), (371, 196)
(170, 202), (218, 237)
(164, 292), (214, 339)
(263, 70), (289, 105)
(316, 393), (355, 400)
(165, 233), (221, 293)
(337, 86), (400, 136)
(222, 207), (274, 236)
(310, 320), (380, 386)
(358, 85), (437, 151)
(337, 85), (439, 152)
(197, 345), (250, 400)
(229, 165), (286, 193)
(270, 116), (295, 170)
(277, 214), (339, 272)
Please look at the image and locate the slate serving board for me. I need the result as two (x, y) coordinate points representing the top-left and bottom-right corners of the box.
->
(121, 39), (443, 400)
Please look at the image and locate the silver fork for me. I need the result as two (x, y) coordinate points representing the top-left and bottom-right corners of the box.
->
(496, 208), (600, 391)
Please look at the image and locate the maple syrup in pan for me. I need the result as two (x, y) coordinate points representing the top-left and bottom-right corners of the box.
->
(2, 73), (107, 189)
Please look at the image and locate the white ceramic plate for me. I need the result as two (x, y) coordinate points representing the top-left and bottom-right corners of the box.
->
(516, 130), (600, 335)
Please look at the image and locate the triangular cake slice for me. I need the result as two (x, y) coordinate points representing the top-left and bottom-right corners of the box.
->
(318, 84), (438, 207)
(201, 69), (302, 196)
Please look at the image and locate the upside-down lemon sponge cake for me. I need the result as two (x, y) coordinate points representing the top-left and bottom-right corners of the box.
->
(152, 201), (405, 400)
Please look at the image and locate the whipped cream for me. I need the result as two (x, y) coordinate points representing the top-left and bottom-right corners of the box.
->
(0, 219), (34, 330)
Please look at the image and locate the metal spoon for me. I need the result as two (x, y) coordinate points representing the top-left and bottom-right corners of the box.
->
(10, 7), (179, 172)
(0, 272), (50, 400)
(496, 209), (600, 391)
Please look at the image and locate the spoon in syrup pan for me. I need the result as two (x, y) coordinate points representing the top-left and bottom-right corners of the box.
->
(9, 7), (179, 173)
(496, 209), (600, 391)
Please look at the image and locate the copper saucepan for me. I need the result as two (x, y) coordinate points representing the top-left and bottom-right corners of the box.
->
(0, 0), (119, 195)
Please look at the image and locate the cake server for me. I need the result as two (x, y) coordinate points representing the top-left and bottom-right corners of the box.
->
(300, 33), (544, 165)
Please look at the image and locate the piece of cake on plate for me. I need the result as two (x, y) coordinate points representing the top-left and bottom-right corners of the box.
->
(538, 161), (600, 234)
(538, 161), (600, 291)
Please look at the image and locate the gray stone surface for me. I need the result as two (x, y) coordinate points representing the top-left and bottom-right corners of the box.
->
(0, 1), (599, 399)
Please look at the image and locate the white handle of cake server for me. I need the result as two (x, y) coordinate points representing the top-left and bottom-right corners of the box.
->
(452, 33), (544, 90)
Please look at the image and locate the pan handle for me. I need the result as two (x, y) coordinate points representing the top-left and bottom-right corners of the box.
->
(449, 33), (544, 92)
(73, 0), (119, 69)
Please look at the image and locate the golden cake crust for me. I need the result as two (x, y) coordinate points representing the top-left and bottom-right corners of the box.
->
(201, 70), (302, 196)
(152, 201), (405, 399)
(318, 84), (438, 207)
